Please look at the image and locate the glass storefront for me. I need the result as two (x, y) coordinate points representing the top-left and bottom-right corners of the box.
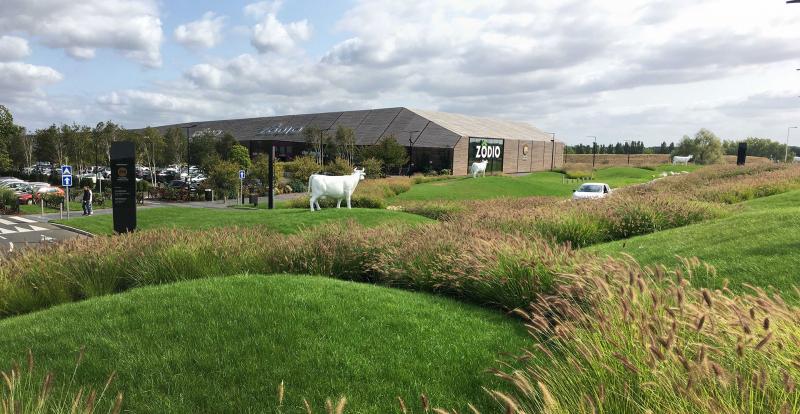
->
(468, 137), (504, 174)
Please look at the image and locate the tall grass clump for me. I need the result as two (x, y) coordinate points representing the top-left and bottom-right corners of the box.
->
(489, 257), (800, 413)
(0, 220), (587, 317)
(1, 350), (122, 414)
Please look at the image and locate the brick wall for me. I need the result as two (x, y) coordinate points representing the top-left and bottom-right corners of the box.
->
(452, 136), (469, 175)
(503, 139), (519, 174)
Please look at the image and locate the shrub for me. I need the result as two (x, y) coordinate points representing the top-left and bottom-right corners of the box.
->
(361, 158), (384, 179)
(0, 188), (17, 212)
(284, 156), (321, 184)
(41, 192), (65, 209)
(439, 169), (452, 176)
(564, 170), (592, 179)
(324, 157), (353, 176)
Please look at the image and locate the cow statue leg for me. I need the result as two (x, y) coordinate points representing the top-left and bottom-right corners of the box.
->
(346, 194), (352, 209)
(336, 199), (342, 208)
(309, 195), (317, 212)
(315, 200), (322, 211)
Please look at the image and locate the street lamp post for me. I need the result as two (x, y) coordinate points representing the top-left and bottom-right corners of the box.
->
(786, 127), (797, 163)
(183, 124), (197, 182)
(587, 136), (597, 177)
(407, 130), (421, 176)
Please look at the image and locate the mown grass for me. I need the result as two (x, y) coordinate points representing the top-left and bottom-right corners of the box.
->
(0, 275), (529, 413)
(393, 165), (698, 202)
(18, 200), (109, 215)
(52, 206), (432, 236)
(588, 190), (800, 301)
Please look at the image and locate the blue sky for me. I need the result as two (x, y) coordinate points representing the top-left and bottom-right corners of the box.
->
(1, 0), (799, 146)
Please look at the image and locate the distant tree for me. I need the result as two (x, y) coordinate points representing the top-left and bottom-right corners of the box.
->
(675, 129), (723, 165)
(361, 135), (408, 175)
(333, 126), (356, 164)
(189, 133), (219, 171)
(208, 160), (239, 201)
(34, 125), (59, 165)
(659, 141), (668, 154)
(0, 105), (23, 171)
(229, 144), (251, 170)
(723, 137), (794, 161)
(162, 127), (184, 166)
(10, 128), (33, 170)
(139, 127), (165, 185)
(216, 133), (238, 160)
(303, 126), (331, 164)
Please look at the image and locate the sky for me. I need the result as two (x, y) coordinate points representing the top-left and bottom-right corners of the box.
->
(0, 0), (799, 146)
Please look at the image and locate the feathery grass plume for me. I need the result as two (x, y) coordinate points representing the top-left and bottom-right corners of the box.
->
(277, 380), (285, 406)
(397, 396), (408, 414)
(421, 393), (430, 412)
(334, 396), (347, 414)
(755, 332), (773, 351)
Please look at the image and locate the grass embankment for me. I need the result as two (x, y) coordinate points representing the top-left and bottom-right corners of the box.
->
(0, 275), (528, 413)
(588, 190), (800, 300)
(393, 165), (697, 202)
(53, 206), (431, 236)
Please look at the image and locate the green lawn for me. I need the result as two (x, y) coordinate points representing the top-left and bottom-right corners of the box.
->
(0, 275), (528, 413)
(588, 190), (800, 300)
(19, 200), (109, 215)
(393, 165), (699, 201)
(53, 206), (432, 236)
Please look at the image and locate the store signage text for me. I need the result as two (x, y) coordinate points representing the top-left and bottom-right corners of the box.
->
(257, 124), (305, 136)
(475, 140), (502, 159)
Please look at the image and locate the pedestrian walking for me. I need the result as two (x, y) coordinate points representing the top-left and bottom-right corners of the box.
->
(82, 186), (93, 216)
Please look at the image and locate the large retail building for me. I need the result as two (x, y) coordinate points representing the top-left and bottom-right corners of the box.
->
(150, 107), (565, 175)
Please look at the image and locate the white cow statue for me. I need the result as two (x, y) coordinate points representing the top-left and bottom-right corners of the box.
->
(470, 160), (488, 178)
(308, 168), (366, 211)
(794, 156), (800, 164)
(672, 155), (693, 165)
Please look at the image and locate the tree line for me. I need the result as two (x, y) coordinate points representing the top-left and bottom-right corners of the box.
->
(568, 135), (796, 162)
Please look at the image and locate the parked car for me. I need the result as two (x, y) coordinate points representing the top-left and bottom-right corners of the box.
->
(572, 183), (612, 200)
(33, 186), (65, 202)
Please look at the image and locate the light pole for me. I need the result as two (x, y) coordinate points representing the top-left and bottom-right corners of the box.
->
(587, 136), (597, 176)
(786, 127), (797, 163)
(183, 124), (197, 182)
(544, 132), (556, 171)
(407, 130), (421, 176)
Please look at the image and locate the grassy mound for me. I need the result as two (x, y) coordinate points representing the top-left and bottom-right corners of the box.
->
(52, 206), (432, 236)
(393, 166), (695, 202)
(588, 190), (800, 299)
(0, 275), (529, 413)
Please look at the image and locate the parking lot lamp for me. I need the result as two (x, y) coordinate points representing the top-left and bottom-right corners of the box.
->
(183, 124), (197, 181)
(407, 130), (421, 176)
(786, 127), (797, 163)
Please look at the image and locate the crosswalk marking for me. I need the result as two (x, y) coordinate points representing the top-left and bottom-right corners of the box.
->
(0, 219), (16, 225)
(0, 217), (37, 225)
(10, 216), (35, 223)
(0, 217), (52, 235)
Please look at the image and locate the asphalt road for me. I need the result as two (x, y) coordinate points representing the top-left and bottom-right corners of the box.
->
(0, 215), (83, 254)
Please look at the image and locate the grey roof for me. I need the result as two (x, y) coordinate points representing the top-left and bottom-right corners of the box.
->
(144, 107), (554, 149)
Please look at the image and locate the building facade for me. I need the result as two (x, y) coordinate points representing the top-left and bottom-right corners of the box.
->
(149, 107), (565, 175)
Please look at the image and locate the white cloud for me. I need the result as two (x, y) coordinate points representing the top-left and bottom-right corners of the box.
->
(244, 1), (283, 19)
(0, 62), (63, 96)
(0, 35), (31, 61)
(174, 12), (226, 50)
(0, 0), (163, 67)
(13, 0), (800, 146)
(245, 0), (311, 54)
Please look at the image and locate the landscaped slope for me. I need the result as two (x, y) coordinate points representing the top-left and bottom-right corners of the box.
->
(392, 166), (696, 201)
(53, 206), (432, 235)
(588, 190), (800, 300)
(0, 275), (528, 413)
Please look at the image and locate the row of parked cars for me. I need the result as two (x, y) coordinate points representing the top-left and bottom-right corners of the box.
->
(0, 177), (65, 205)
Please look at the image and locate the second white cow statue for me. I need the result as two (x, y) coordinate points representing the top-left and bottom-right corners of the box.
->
(470, 160), (488, 178)
(308, 168), (366, 211)
(672, 155), (693, 165)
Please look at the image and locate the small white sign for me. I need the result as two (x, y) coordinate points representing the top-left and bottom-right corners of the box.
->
(61, 165), (72, 176)
(239, 170), (245, 180)
(62, 175), (73, 187)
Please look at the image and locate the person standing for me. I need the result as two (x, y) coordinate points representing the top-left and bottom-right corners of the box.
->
(82, 185), (93, 216)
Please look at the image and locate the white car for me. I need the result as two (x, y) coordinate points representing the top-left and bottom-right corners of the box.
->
(572, 183), (612, 200)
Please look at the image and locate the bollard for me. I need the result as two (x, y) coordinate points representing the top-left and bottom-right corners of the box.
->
(59, 203), (63, 219)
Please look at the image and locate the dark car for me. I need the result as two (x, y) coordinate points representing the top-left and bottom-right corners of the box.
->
(169, 180), (198, 191)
